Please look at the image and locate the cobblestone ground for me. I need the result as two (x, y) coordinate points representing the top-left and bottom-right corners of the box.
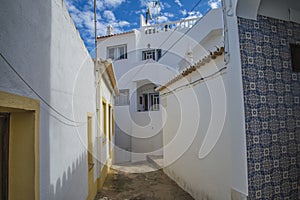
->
(95, 162), (194, 200)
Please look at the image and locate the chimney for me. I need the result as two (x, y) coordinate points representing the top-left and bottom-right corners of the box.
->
(140, 14), (146, 27)
(107, 25), (114, 35)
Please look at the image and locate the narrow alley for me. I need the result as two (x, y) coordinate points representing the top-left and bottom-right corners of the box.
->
(2, 1), (300, 200)
(94, 162), (194, 200)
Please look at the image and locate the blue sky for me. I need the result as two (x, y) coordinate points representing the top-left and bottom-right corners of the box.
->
(65, 0), (221, 57)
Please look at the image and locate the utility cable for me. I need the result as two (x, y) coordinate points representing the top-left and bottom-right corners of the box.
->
(157, 0), (204, 51)
(160, 66), (227, 97)
(0, 52), (85, 125)
(123, 0), (205, 87)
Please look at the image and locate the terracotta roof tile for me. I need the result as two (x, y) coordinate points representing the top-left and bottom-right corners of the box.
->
(156, 46), (224, 92)
(97, 30), (135, 39)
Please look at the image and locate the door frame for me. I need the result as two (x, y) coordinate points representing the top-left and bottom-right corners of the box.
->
(87, 113), (96, 200)
(0, 91), (40, 200)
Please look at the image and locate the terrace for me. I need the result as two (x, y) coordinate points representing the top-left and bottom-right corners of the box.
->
(141, 17), (199, 35)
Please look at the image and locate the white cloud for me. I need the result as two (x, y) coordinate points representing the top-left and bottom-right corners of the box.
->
(64, 0), (134, 53)
(157, 16), (168, 23)
(103, 10), (116, 21)
(140, 0), (162, 16)
(174, 0), (183, 7)
(185, 11), (203, 19)
(149, 4), (161, 16)
(140, 0), (150, 7)
(164, 12), (174, 18)
(104, 0), (126, 8)
(208, 0), (221, 9)
(180, 9), (187, 16)
(118, 21), (130, 27)
(163, 2), (171, 8)
(96, 21), (109, 36)
(96, 0), (104, 10)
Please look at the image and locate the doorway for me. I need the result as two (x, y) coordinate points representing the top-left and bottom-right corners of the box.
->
(0, 113), (9, 200)
(0, 91), (40, 200)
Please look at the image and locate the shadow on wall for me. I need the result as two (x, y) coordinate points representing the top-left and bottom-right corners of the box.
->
(0, 0), (52, 199)
(49, 152), (88, 200)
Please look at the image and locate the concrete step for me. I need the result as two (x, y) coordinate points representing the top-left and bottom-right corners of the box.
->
(146, 155), (164, 170)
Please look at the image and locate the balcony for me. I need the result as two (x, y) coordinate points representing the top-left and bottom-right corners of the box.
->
(141, 17), (199, 35)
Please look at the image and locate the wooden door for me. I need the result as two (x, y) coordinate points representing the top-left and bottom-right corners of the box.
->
(0, 113), (10, 200)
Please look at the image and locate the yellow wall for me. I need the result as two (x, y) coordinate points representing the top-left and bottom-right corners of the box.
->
(86, 114), (97, 200)
(102, 100), (107, 144)
(0, 91), (40, 200)
(9, 112), (35, 200)
(97, 161), (109, 191)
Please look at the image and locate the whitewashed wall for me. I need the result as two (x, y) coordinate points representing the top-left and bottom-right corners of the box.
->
(160, 2), (249, 199)
(161, 55), (241, 199)
(97, 8), (224, 164)
(0, 0), (99, 199)
(114, 62), (175, 162)
(99, 77), (115, 168)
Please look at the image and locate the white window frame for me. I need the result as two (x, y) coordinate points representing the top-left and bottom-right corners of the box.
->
(107, 44), (127, 60)
(138, 92), (160, 111)
(143, 50), (155, 60)
(149, 93), (160, 111)
(142, 49), (162, 61)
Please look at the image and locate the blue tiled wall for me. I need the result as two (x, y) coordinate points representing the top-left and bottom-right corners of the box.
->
(238, 15), (300, 199)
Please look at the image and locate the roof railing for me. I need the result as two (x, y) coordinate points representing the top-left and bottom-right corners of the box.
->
(142, 17), (199, 34)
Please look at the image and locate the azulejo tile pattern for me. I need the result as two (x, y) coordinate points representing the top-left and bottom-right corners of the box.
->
(238, 15), (300, 199)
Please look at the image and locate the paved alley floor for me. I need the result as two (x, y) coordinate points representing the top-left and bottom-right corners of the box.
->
(95, 162), (194, 200)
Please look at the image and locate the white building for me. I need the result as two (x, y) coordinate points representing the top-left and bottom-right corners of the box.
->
(0, 1), (118, 200)
(97, 8), (223, 164)
(158, 0), (300, 199)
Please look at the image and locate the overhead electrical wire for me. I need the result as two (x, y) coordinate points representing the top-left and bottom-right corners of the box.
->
(157, 0), (204, 51)
(41, 106), (87, 127)
(0, 0), (209, 125)
(160, 66), (227, 97)
(123, 0), (204, 87)
(0, 52), (85, 125)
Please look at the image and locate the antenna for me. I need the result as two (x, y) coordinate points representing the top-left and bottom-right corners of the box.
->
(154, 0), (160, 23)
(148, 4), (153, 20)
(145, 0), (160, 24)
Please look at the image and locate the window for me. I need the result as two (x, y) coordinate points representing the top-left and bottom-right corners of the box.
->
(143, 50), (155, 60)
(138, 93), (160, 111)
(142, 49), (162, 61)
(137, 83), (160, 112)
(107, 44), (127, 60)
(150, 93), (160, 111)
(115, 89), (130, 106)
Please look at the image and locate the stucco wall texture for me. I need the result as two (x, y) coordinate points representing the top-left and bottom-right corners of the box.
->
(0, 0), (98, 199)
